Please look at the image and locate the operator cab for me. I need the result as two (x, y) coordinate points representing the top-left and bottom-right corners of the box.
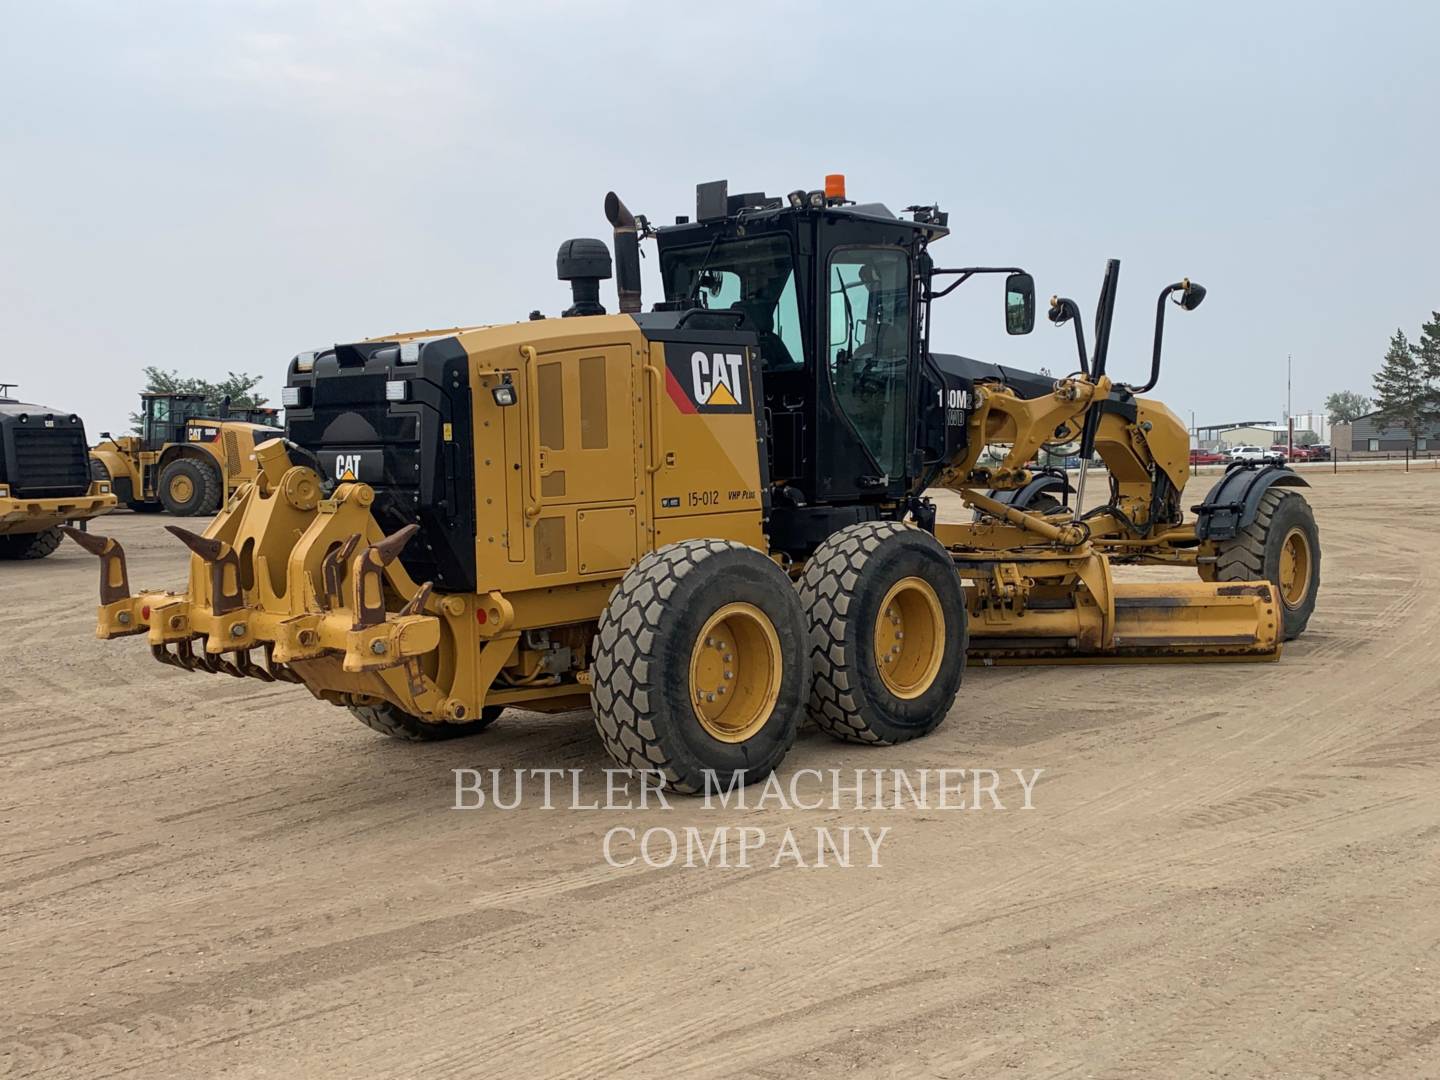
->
(656, 181), (942, 510)
(139, 393), (208, 451)
(654, 178), (1030, 547)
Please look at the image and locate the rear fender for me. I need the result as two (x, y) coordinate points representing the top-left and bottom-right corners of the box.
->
(1192, 463), (1308, 541)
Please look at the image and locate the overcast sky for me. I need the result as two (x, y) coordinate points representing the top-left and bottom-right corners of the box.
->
(3, 0), (1437, 436)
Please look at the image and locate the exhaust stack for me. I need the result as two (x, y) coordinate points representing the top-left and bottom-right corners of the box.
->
(604, 191), (642, 314)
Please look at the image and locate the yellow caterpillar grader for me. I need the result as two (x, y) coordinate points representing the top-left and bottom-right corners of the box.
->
(67, 177), (1319, 790)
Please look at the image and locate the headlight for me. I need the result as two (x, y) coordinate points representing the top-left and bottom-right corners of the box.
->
(281, 386), (308, 408)
(491, 384), (517, 407)
(399, 342), (420, 364)
(98, 482), (111, 494)
(385, 380), (409, 402)
(294, 351), (317, 373)
(0, 484), (9, 498)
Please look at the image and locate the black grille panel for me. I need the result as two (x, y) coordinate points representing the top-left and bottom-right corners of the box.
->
(284, 337), (476, 591)
(6, 424), (90, 497)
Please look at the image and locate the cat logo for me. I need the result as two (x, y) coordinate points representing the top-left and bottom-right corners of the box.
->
(691, 350), (744, 407)
(663, 345), (751, 415)
(334, 453), (361, 481)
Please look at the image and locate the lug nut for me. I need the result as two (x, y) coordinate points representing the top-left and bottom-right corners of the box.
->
(723, 671), (733, 680)
(716, 687), (726, 696)
(723, 654), (733, 663)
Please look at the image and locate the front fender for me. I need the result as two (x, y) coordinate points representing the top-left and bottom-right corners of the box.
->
(1193, 463), (1308, 541)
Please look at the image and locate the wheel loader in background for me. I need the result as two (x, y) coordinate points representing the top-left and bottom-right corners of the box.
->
(0, 384), (115, 559)
(89, 393), (282, 515)
(68, 176), (1320, 791)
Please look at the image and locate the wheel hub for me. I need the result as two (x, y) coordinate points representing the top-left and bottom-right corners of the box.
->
(689, 602), (780, 743)
(1278, 526), (1312, 608)
(873, 576), (945, 699)
(169, 474), (194, 502)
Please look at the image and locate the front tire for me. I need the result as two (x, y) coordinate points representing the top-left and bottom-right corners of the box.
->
(0, 527), (63, 560)
(1199, 488), (1320, 640)
(797, 521), (968, 745)
(158, 458), (222, 516)
(348, 700), (503, 741)
(590, 539), (808, 794)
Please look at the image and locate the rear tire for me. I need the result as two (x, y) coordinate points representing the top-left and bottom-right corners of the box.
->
(590, 539), (808, 794)
(158, 458), (222, 516)
(797, 521), (968, 745)
(348, 700), (503, 741)
(1199, 488), (1319, 640)
(0, 527), (63, 560)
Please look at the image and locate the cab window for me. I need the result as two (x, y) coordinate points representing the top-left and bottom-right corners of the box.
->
(661, 234), (804, 372)
(827, 248), (912, 479)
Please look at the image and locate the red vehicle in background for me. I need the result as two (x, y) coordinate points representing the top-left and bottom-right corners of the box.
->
(1189, 448), (1226, 465)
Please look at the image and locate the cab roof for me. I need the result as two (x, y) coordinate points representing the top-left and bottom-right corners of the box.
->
(654, 180), (950, 244)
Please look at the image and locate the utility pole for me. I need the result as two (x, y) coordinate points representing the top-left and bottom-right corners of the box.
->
(1290, 355), (1301, 426)
(1286, 353), (1293, 459)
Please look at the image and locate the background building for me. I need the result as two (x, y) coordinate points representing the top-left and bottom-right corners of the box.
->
(1216, 423), (1289, 448)
(1341, 411), (1440, 452)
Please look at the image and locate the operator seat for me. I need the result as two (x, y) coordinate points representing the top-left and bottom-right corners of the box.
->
(730, 301), (796, 371)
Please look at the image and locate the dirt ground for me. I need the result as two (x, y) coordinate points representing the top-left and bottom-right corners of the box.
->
(2, 469), (1437, 1079)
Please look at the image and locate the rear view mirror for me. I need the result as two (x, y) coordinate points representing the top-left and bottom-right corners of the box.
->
(1005, 272), (1035, 335)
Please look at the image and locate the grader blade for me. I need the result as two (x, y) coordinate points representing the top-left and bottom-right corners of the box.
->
(967, 579), (1282, 664)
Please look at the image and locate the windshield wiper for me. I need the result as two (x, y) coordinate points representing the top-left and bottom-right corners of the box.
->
(684, 233), (724, 306)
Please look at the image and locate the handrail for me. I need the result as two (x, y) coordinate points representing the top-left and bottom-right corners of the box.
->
(645, 365), (665, 474)
(520, 345), (544, 518)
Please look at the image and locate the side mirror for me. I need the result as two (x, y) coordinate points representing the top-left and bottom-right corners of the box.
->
(1005, 272), (1036, 335)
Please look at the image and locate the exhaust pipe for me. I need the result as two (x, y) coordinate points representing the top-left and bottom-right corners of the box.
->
(604, 191), (642, 314)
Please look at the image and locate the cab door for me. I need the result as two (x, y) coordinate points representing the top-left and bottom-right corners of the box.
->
(822, 247), (914, 494)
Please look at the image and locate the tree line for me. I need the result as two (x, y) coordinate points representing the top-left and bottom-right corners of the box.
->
(129, 368), (268, 432)
(1326, 310), (1440, 439)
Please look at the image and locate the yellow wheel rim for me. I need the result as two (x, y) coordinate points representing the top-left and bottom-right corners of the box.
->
(874, 576), (945, 699)
(689, 602), (781, 743)
(169, 473), (194, 503)
(1278, 526), (1312, 608)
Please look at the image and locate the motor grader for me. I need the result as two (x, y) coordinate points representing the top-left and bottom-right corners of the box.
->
(0, 384), (116, 559)
(89, 392), (282, 515)
(68, 177), (1319, 791)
